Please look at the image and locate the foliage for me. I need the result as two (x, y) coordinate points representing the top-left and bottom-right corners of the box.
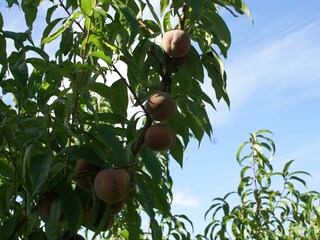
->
(0, 0), (251, 239)
(203, 130), (320, 240)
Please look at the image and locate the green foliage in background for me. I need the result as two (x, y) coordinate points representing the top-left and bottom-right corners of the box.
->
(0, 0), (251, 239)
(202, 130), (320, 240)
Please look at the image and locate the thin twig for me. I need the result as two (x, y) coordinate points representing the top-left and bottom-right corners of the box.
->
(59, 0), (85, 32)
(138, 19), (155, 34)
(131, 116), (153, 157)
(71, 3), (94, 125)
(179, 3), (189, 30)
(112, 64), (147, 113)
(81, 12), (92, 63)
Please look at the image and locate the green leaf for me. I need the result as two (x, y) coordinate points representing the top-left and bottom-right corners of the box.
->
(166, 111), (189, 146)
(150, 218), (163, 239)
(289, 170), (311, 177)
(282, 159), (294, 177)
(0, 186), (14, 218)
(144, 177), (170, 215)
(289, 176), (307, 188)
(110, 79), (129, 118)
(60, 26), (74, 56)
(0, 35), (7, 66)
(80, 112), (127, 125)
(41, 11), (80, 45)
(0, 159), (14, 179)
(201, 12), (231, 58)
(45, 200), (61, 240)
(114, 1), (140, 47)
(145, 0), (161, 25)
(187, 47), (205, 82)
(140, 147), (162, 183)
(160, 0), (169, 16)
(89, 51), (112, 65)
(80, 0), (95, 15)
(182, 103), (204, 143)
(21, 0), (41, 30)
(187, 98), (212, 136)
(137, 178), (156, 219)
(214, 0), (252, 21)
(8, 51), (28, 86)
(201, 10), (231, 57)
(2, 31), (27, 50)
(125, 198), (142, 240)
(23, 144), (52, 196)
(163, 11), (172, 32)
(24, 45), (50, 62)
(97, 124), (128, 167)
(41, 18), (63, 45)
(202, 51), (230, 106)
(186, 0), (203, 21)
(0, 13), (3, 30)
(63, 145), (106, 167)
(87, 81), (128, 118)
(170, 137), (184, 168)
(0, 217), (16, 240)
(25, 58), (47, 72)
(59, 183), (83, 234)
(5, 0), (19, 8)
(46, 5), (58, 24)
(238, 1), (252, 21)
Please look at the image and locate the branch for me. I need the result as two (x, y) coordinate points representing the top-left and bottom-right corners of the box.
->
(178, 3), (189, 30)
(58, 0), (85, 32)
(71, 2), (94, 125)
(112, 64), (147, 113)
(138, 19), (155, 34)
(131, 115), (153, 157)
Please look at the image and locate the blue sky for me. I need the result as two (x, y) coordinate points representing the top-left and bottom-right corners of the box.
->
(169, 0), (320, 236)
(1, 0), (320, 238)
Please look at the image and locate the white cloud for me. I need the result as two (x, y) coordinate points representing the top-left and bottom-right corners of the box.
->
(279, 137), (320, 168)
(209, 19), (320, 126)
(271, 137), (320, 192)
(172, 189), (200, 208)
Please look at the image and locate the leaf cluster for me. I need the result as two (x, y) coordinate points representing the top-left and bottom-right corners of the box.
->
(0, 0), (250, 239)
(203, 130), (320, 240)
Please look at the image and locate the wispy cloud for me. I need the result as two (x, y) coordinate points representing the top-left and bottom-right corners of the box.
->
(273, 137), (320, 190)
(210, 19), (320, 126)
(172, 189), (200, 208)
(278, 137), (320, 168)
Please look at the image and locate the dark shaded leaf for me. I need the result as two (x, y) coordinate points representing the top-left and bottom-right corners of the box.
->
(21, 0), (41, 29)
(45, 200), (61, 240)
(23, 144), (52, 196)
(0, 35), (6, 66)
(186, 0), (203, 21)
(59, 183), (83, 234)
(140, 147), (162, 183)
(145, 0), (161, 25)
(97, 124), (128, 167)
(0, 217), (16, 240)
(169, 137), (184, 168)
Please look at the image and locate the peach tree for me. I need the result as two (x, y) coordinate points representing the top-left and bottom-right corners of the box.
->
(202, 130), (320, 239)
(0, 0), (250, 239)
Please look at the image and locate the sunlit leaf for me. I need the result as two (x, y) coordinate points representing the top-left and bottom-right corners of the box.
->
(160, 0), (169, 16)
(80, 0), (95, 15)
(41, 12), (80, 45)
